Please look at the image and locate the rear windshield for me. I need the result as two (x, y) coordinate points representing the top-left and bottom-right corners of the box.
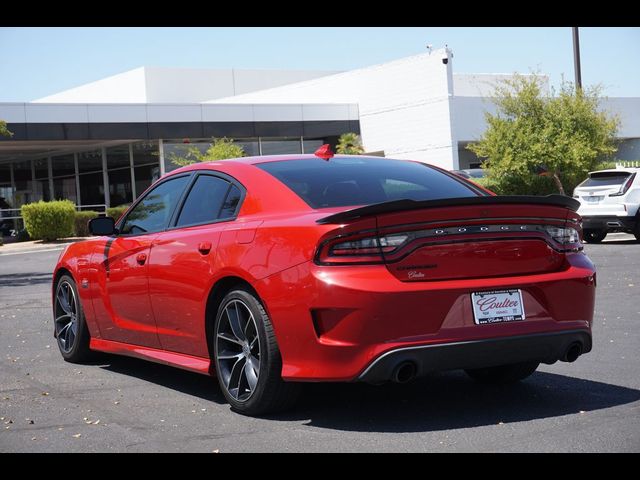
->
(257, 157), (481, 209)
(580, 172), (631, 187)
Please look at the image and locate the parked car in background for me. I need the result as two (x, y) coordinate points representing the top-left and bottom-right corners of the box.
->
(53, 150), (595, 415)
(452, 168), (487, 179)
(451, 170), (471, 179)
(573, 168), (640, 243)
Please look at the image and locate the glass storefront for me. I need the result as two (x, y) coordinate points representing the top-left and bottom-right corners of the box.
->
(53, 176), (77, 203)
(106, 145), (133, 206)
(163, 140), (210, 174)
(52, 154), (75, 177)
(78, 150), (103, 174)
(79, 172), (105, 208)
(108, 168), (133, 207)
(0, 135), (332, 219)
(134, 164), (160, 197)
(260, 137), (302, 155)
(132, 142), (160, 195)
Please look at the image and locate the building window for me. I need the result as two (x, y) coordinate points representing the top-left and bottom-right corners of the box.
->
(77, 150), (103, 174)
(52, 154), (75, 177)
(106, 145), (133, 207)
(260, 137), (302, 155)
(12, 160), (34, 207)
(134, 164), (160, 198)
(106, 144), (131, 170)
(107, 168), (133, 207)
(0, 163), (13, 218)
(163, 140), (209, 173)
(34, 180), (50, 202)
(53, 176), (77, 203)
(34, 158), (49, 179)
(132, 141), (160, 198)
(78, 172), (105, 207)
(235, 139), (259, 157)
(302, 138), (325, 154)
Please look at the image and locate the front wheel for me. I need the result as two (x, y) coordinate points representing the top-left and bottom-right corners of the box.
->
(53, 275), (92, 363)
(213, 288), (301, 416)
(583, 228), (607, 244)
(634, 220), (640, 242)
(465, 361), (539, 385)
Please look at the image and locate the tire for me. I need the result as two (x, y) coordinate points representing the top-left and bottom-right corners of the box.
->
(634, 220), (640, 242)
(583, 228), (607, 244)
(465, 361), (539, 385)
(53, 275), (93, 363)
(213, 288), (301, 416)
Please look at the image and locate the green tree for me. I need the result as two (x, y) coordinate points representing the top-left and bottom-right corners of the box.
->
(467, 75), (619, 195)
(0, 120), (13, 138)
(336, 132), (364, 155)
(170, 137), (245, 167)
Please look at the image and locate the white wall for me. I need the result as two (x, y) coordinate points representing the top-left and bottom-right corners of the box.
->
(33, 67), (339, 104)
(600, 98), (640, 139)
(0, 102), (358, 124)
(209, 50), (459, 169)
(33, 68), (148, 103)
(453, 73), (549, 97)
(451, 96), (498, 142)
(452, 95), (640, 144)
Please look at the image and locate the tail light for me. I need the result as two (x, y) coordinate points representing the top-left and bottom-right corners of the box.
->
(316, 233), (408, 265)
(543, 226), (580, 246)
(610, 173), (636, 196)
(316, 224), (582, 265)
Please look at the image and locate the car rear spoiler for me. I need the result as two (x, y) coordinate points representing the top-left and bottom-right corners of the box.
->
(316, 195), (580, 224)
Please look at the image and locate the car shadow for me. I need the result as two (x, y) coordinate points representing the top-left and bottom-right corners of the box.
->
(0, 272), (53, 287)
(98, 355), (640, 433)
(99, 355), (226, 404)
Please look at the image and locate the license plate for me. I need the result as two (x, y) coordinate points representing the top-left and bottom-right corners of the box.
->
(471, 289), (525, 325)
(585, 196), (603, 204)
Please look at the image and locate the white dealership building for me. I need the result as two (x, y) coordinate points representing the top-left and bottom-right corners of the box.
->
(1, 48), (639, 213)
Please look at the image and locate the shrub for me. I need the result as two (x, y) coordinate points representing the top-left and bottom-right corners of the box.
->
(21, 200), (75, 241)
(107, 205), (129, 221)
(74, 211), (99, 237)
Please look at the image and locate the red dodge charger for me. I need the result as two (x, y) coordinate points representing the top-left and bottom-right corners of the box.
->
(53, 150), (595, 415)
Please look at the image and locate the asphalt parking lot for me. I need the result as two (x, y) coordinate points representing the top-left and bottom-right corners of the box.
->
(1, 234), (639, 452)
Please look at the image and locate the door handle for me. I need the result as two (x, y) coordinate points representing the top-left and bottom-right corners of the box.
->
(198, 242), (212, 255)
(136, 253), (147, 265)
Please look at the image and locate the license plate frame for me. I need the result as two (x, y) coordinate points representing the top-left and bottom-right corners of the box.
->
(471, 289), (525, 325)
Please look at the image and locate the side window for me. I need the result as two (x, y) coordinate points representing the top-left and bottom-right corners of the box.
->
(120, 175), (190, 235)
(176, 175), (240, 227)
(219, 184), (242, 219)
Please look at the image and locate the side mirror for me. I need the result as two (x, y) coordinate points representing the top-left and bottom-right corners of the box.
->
(88, 217), (116, 236)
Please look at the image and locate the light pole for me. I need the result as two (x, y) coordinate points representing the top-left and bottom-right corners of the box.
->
(572, 27), (582, 90)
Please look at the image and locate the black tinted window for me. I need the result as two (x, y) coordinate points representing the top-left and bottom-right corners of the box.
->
(257, 157), (480, 208)
(220, 184), (242, 219)
(580, 172), (631, 187)
(120, 175), (189, 235)
(176, 175), (235, 227)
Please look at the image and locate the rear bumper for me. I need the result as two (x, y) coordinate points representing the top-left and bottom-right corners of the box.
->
(256, 253), (596, 382)
(582, 215), (636, 231)
(358, 329), (592, 384)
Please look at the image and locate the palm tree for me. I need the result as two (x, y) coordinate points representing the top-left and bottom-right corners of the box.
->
(336, 133), (364, 155)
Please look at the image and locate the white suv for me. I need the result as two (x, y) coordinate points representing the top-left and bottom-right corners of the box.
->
(573, 168), (640, 243)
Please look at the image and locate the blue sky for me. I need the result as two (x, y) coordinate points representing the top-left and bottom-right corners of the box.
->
(1, 27), (639, 101)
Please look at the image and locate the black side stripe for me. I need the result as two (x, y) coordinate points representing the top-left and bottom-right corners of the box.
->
(103, 237), (115, 276)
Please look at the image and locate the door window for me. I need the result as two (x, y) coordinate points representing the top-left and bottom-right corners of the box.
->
(176, 175), (241, 227)
(120, 175), (190, 235)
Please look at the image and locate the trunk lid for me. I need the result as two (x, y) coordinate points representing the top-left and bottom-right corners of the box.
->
(318, 195), (580, 282)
